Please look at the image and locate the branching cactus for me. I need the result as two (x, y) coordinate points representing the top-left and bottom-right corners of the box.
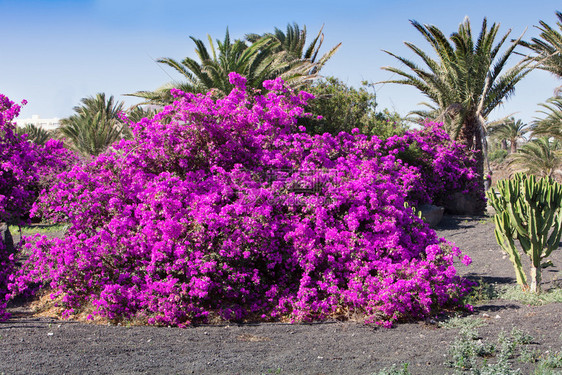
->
(487, 173), (562, 293)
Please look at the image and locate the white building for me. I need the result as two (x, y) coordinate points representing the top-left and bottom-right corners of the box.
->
(16, 115), (60, 130)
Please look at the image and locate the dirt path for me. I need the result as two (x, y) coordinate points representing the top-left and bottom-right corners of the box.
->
(1, 216), (561, 375)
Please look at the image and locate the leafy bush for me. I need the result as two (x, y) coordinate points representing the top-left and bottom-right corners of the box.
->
(488, 149), (508, 163)
(297, 77), (408, 138)
(10, 74), (475, 327)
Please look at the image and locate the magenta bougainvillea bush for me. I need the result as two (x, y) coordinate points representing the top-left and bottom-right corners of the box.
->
(0, 95), (36, 226)
(8, 74), (477, 327)
(0, 94), (76, 320)
(0, 95), (76, 225)
(0, 94), (35, 320)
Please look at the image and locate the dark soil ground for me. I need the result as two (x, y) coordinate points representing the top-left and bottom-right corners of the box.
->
(1, 215), (561, 375)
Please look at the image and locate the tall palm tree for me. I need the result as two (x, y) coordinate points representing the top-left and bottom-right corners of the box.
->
(132, 26), (338, 105)
(381, 17), (533, 213)
(519, 11), (562, 82)
(508, 137), (562, 179)
(532, 96), (562, 140)
(488, 117), (529, 153)
(59, 93), (128, 156)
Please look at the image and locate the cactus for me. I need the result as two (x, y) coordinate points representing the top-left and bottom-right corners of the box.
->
(487, 173), (562, 293)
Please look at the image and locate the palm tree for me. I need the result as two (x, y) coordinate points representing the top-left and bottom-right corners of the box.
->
(59, 93), (128, 156)
(381, 17), (533, 213)
(132, 26), (339, 105)
(15, 123), (52, 145)
(532, 97), (562, 140)
(519, 11), (562, 82)
(488, 117), (529, 153)
(508, 137), (562, 179)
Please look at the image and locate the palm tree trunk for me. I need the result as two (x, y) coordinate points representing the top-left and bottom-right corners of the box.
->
(510, 139), (517, 154)
(473, 125), (487, 214)
(459, 120), (475, 149)
(459, 120), (486, 215)
(501, 139), (508, 150)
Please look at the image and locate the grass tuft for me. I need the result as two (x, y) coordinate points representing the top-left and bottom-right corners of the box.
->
(439, 315), (487, 330)
(499, 285), (562, 306)
(373, 363), (411, 375)
(8, 224), (68, 236)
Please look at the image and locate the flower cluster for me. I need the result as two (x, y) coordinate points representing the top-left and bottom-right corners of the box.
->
(0, 94), (77, 320)
(380, 124), (481, 205)
(9, 74), (476, 327)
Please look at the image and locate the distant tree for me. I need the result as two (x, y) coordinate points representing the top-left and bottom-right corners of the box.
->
(297, 77), (408, 137)
(487, 148), (508, 163)
(15, 123), (52, 146)
(488, 117), (529, 153)
(59, 93), (127, 156)
(381, 17), (533, 213)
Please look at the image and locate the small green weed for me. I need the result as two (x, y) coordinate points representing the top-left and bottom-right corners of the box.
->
(447, 328), (495, 370)
(535, 351), (562, 372)
(463, 280), (501, 305)
(510, 328), (534, 346)
(262, 367), (282, 374)
(373, 363), (411, 375)
(445, 327), (561, 374)
(477, 216), (494, 224)
(519, 347), (541, 364)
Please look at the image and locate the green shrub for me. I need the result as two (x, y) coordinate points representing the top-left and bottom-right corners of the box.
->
(488, 149), (508, 163)
(298, 77), (408, 137)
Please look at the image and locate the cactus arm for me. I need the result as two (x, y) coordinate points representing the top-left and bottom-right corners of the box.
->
(540, 208), (555, 237)
(493, 214), (528, 288)
(529, 207), (538, 248)
(506, 203), (527, 239)
(545, 213), (562, 258)
(486, 189), (503, 213)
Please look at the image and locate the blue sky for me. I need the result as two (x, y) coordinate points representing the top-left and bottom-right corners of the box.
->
(1, 0), (561, 124)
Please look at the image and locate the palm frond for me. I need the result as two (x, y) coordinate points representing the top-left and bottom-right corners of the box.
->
(507, 137), (562, 178)
(15, 123), (52, 145)
(59, 93), (127, 156)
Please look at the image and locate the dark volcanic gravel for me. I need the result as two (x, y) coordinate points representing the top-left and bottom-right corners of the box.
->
(1, 215), (561, 375)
